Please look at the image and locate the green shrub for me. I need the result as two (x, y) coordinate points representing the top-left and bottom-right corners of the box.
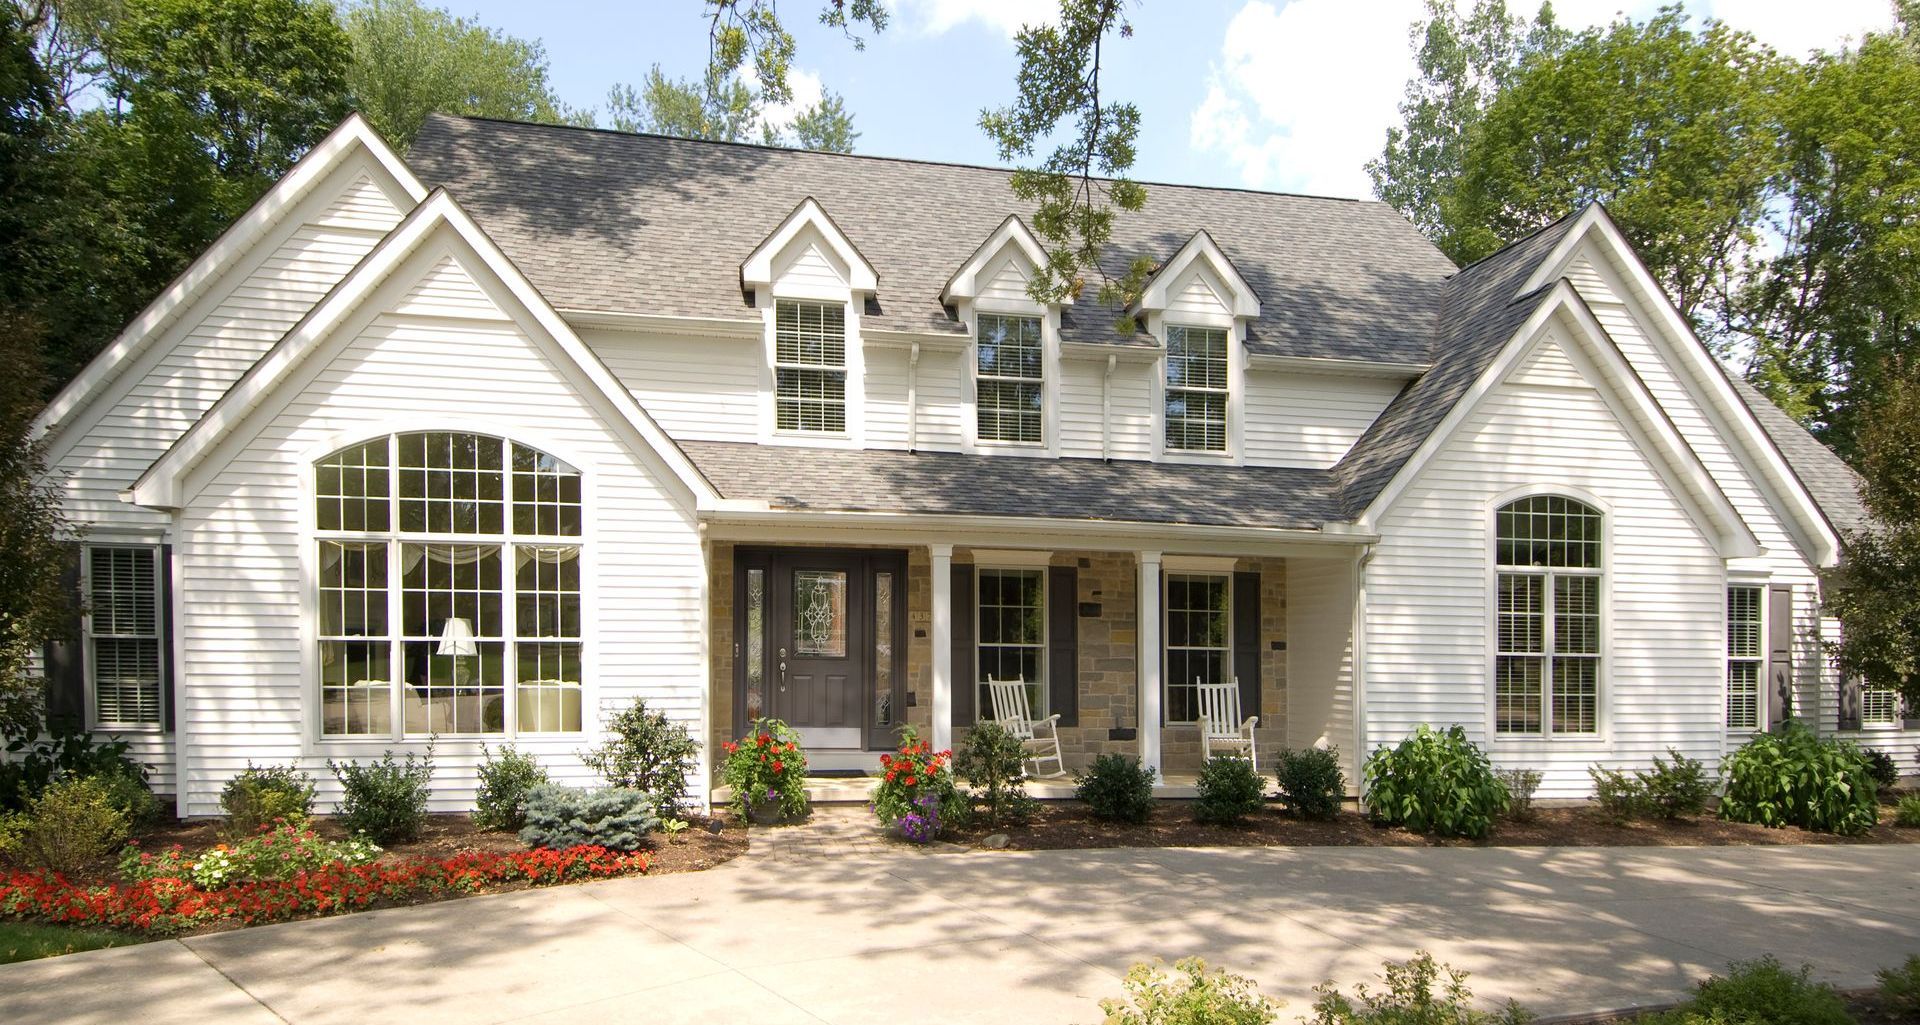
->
(1308, 951), (1530, 1025)
(581, 699), (700, 815)
(1590, 750), (1715, 823)
(1275, 747), (1345, 820)
(95, 768), (162, 828)
(1721, 722), (1878, 835)
(1879, 955), (1920, 1017)
(1589, 766), (1644, 823)
(473, 745), (549, 831)
(954, 722), (1036, 827)
(1862, 749), (1900, 794)
(120, 821), (380, 888)
(1075, 753), (1156, 824)
(1895, 794), (1920, 827)
(220, 763), (316, 837)
(871, 727), (966, 835)
(1101, 957), (1281, 1025)
(1362, 725), (1508, 839)
(0, 724), (150, 814)
(519, 785), (658, 851)
(1195, 756), (1266, 825)
(4, 776), (130, 873)
(1636, 958), (1852, 1025)
(327, 748), (434, 845)
(1496, 768), (1542, 822)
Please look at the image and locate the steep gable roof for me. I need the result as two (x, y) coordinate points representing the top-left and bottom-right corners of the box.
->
(1729, 376), (1869, 535)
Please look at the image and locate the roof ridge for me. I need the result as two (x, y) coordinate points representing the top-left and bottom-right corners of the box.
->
(1444, 207), (1586, 280)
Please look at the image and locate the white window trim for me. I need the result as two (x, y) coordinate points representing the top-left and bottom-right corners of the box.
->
(1162, 570), (1233, 726)
(1484, 489), (1612, 744)
(1151, 311), (1243, 464)
(1860, 681), (1903, 729)
(968, 305), (1056, 452)
(766, 296), (857, 442)
(1726, 580), (1766, 734)
(82, 542), (166, 733)
(974, 562), (1048, 721)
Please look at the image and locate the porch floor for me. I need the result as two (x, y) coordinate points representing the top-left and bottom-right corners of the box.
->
(713, 773), (1202, 807)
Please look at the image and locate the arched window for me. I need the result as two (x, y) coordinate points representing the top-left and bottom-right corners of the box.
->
(1494, 495), (1602, 736)
(315, 432), (583, 738)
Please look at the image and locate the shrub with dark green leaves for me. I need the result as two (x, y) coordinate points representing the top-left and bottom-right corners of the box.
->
(0, 723), (152, 814)
(582, 699), (700, 815)
(473, 745), (549, 831)
(1589, 766), (1644, 823)
(519, 785), (658, 851)
(1195, 756), (1266, 825)
(954, 722), (1036, 827)
(1879, 955), (1920, 1017)
(1308, 950), (1530, 1025)
(1863, 748), (1900, 794)
(1074, 753), (1156, 824)
(2, 776), (131, 873)
(1275, 747), (1346, 820)
(328, 748), (434, 844)
(1720, 722), (1878, 835)
(1636, 958), (1851, 1025)
(1896, 794), (1920, 828)
(1496, 767), (1541, 822)
(1362, 725), (1507, 839)
(221, 763), (316, 836)
(1590, 750), (1715, 822)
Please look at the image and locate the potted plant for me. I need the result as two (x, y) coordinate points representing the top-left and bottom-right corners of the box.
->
(871, 726), (965, 839)
(720, 719), (810, 824)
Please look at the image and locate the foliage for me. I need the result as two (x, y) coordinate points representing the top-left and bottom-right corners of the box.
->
(220, 764), (316, 837)
(343, 0), (586, 150)
(1720, 722), (1879, 836)
(1308, 950), (1530, 1025)
(1894, 794), (1920, 828)
(1100, 956), (1281, 1025)
(979, 0), (1152, 315)
(1635, 958), (1851, 1025)
(1, 775), (129, 873)
(119, 821), (380, 889)
(2, 844), (649, 936)
(1862, 749), (1900, 795)
(896, 794), (944, 845)
(1826, 359), (1920, 710)
(1589, 750), (1715, 822)
(604, 64), (859, 152)
(472, 745), (548, 832)
(871, 727), (965, 835)
(518, 785), (658, 852)
(719, 719), (810, 822)
(1274, 747), (1346, 821)
(1362, 725), (1508, 839)
(1495, 767), (1541, 822)
(1588, 766), (1642, 824)
(1074, 752), (1156, 825)
(327, 748), (434, 845)
(0, 314), (72, 737)
(701, 0), (887, 107)
(788, 92), (859, 153)
(1879, 955), (1920, 1017)
(1195, 756), (1266, 825)
(581, 698), (700, 815)
(953, 721), (1037, 828)
(0, 724), (148, 811)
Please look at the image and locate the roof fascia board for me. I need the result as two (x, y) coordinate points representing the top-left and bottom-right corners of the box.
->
(32, 114), (424, 445)
(740, 197), (878, 295)
(1131, 229), (1260, 319)
(862, 327), (970, 351)
(940, 214), (1061, 305)
(560, 308), (762, 340)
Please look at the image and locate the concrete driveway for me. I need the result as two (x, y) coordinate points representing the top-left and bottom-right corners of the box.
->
(5, 838), (1919, 1025)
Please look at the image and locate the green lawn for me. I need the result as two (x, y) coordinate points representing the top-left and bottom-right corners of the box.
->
(0, 921), (142, 964)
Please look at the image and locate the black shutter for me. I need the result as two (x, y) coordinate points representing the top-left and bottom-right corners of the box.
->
(1233, 571), (1261, 720)
(1767, 584), (1794, 728)
(1048, 565), (1078, 727)
(43, 547), (86, 730)
(950, 563), (975, 728)
(159, 545), (176, 732)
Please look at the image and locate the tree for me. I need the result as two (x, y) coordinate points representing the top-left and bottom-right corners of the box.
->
(605, 63), (859, 152)
(787, 90), (856, 153)
(343, 0), (585, 151)
(0, 307), (76, 737)
(701, 0), (887, 105)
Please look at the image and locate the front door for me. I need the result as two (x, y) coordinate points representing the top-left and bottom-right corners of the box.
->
(736, 548), (907, 752)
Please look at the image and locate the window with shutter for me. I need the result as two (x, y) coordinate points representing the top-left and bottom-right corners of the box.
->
(1726, 586), (1763, 731)
(85, 545), (163, 728)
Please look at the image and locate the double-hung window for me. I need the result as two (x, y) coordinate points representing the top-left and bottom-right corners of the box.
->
(976, 568), (1046, 719)
(1164, 573), (1231, 724)
(1165, 325), (1229, 452)
(1726, 586), (1763, 731)
(1494, 496), (1603, 736)
(774, 300), (847, 433)
(84, 545), (163, 728)
(976, 313), (1044, 444)
(316, 432), (584, 739)
(1862, 684), (1901, 726)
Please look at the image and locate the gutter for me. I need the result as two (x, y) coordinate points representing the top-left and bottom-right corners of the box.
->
(699, 503), (1379, 551)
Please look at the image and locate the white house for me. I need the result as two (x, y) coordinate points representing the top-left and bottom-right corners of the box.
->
(31, 113), (1913, 817)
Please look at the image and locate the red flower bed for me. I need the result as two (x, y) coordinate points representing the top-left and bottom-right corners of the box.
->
(0, 845), (650, 936)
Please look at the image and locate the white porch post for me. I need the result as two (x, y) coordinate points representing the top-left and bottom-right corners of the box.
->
(1137, 550), (1162, 779)
(931, 543), (954, 752)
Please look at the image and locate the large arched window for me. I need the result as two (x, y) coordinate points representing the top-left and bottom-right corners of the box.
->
(315, 432), (583, 738)
(1494, 495), (1602, 736)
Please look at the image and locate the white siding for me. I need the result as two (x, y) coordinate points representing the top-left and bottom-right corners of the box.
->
(865, 345), (912, 447)
(589, 330), (761, 444)
(1244, 372), (1402, 469)
(1287, 556), (1358, 786)
(770, 229), (849, 293)
(911, 347), (968, 451)
(1058, 359), (1106, 457)
(977, 252), (1035, 305)
(1364, 333), (1726, 796)
(173, 242), (704, 816)
(1166, 268), (1230, 320)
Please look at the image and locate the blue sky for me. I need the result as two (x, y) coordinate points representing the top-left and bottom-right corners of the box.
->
(456, 0), (1897, 200)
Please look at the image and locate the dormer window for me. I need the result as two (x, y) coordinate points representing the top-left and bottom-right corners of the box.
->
(1165, 325), (1229, 452)
(775, 300), (847, 433)
(976, 313), (1044, 444)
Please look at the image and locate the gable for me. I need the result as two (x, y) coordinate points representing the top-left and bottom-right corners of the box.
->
(977, 249), (1036, 306)
(1166, 264), (1234, 322)
(769, 225), (853, 295)
(740, 197), (877, 298)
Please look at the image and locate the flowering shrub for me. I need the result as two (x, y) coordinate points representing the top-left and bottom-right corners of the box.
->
(118, 821), (381, 889)
(3, 845), (650, 936)
(719, 719), (810, 821)
(896, 795), (943, 844)
(871, 727), (965, 836)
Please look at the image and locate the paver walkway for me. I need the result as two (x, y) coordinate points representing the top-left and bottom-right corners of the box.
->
(4, 831), (1918, 1025)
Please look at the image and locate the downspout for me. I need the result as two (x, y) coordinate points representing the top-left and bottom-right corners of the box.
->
(907, 342), (920, 453)
(1102, 353), (1116, 462)
(1351, 542), (1373, 806)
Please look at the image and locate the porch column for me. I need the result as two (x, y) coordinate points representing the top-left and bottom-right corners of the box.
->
(931, 543), (954, 752)
(1137, 550), (1162, 779)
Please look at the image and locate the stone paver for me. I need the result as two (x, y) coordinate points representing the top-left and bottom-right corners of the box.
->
(4, 840), (1919, 1025)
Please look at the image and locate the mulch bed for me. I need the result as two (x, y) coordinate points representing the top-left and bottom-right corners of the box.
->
(943, 801), (1920, 851)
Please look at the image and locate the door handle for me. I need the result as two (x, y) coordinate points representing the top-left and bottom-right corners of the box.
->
(778, 647), (788, 692)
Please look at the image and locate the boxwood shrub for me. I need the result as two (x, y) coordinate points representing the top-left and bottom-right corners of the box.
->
(1362, 724), (1507, 839)
(1074, 754), (1156, 824)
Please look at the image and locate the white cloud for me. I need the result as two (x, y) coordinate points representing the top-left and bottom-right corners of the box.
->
(746, 66), (825, 137)
(897, 0), (1056, 38)
(1189, 0), (1898, 199)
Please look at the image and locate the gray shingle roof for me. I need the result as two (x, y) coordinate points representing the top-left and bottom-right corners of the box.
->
(680, 441), (1343, 529)
(406, 114), (1458, 363)
(1727, 376), (1869, 535)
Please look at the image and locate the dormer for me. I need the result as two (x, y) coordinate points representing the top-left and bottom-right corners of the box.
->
(741, 198), (878, 445)
(1132, 231), (1260, 463)
(944, 216), (1065, 455)
(941, 215), (1059, 311)
(740, 197), (879, 303)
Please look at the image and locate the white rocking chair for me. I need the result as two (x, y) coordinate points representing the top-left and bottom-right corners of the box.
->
(986, 677), (1067, 779)
(1197, 679), (1258, 771)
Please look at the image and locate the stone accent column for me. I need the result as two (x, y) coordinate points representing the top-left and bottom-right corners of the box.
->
(931, 543), (954, 752)
(1137, 550), (1162, 779)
